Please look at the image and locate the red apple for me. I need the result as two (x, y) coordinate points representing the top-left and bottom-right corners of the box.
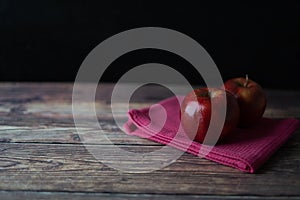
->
(180, 87), (240, 144)
(223, 75), (267, 128)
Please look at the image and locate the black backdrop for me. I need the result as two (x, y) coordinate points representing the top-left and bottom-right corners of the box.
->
(1, 1), (300, 89)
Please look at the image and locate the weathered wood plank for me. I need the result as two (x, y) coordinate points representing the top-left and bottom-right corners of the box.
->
(1, 83), (300, 118)
(0, 82), (183, 103)
(0, 126), (156, 145)
(0, 113), (299, 145)
(0, 191), (299, 200)
(0, 141), (299, 195)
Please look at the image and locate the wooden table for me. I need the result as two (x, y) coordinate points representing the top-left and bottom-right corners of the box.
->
(0, 83), (299, 199)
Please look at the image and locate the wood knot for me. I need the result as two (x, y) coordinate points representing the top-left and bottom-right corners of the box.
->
(72, 133), (81, 142)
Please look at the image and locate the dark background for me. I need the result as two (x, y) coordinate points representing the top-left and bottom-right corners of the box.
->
(1, 1), (299, 89)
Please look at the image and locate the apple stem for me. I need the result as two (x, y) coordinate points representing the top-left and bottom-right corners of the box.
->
(244, 74), (249, 87)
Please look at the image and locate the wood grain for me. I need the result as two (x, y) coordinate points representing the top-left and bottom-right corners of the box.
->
(0, 142), (299, 195)
(0, 83), (299, 199)
(2, 191), (300, 200)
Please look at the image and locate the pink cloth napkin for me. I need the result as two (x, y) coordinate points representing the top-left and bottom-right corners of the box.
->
(123, 96), (300, 173)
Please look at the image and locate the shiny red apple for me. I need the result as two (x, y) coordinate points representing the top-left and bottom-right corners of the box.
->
(223, 75), (267, 128)
(180, 87), (240, 144)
